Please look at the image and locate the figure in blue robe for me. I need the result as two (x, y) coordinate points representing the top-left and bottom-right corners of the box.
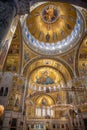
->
(36, 71), (54, 85)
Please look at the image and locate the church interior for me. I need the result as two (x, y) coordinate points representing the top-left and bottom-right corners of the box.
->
(0, 0), (87, 130)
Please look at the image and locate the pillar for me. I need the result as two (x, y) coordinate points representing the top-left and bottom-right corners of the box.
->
(0, 0), (17, 45)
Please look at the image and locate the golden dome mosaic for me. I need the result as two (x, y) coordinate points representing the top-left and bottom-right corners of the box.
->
(23, 2), (84, 55)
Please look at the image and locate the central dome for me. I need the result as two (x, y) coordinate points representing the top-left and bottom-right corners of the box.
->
(23, 2), (84, 55)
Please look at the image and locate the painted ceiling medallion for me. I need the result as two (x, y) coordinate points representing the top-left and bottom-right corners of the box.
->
(42, 5), (58, 24)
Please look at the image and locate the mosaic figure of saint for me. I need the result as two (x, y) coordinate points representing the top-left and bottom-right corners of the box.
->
(42, 5), (58, 24)
(42, 98), (47, 106)
(36, 71), (54, 85)
(45, 5), (55, 22)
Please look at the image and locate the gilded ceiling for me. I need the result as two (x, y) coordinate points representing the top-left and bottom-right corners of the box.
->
(22, 58), (74, 98)
(2, 2), (87, 78)
(23, 58), (73, 83)
(27, 2), (77, 43)
(23, 2), (84, 55)
(0, 1), (87, 114)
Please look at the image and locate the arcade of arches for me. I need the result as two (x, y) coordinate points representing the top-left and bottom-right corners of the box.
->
(0, 1), (87, 130)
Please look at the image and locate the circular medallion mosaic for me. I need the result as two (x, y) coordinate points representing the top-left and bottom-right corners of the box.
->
(42, 5), (58, 24)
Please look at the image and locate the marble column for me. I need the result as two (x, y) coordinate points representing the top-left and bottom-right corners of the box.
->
(0, 0), (16, 45)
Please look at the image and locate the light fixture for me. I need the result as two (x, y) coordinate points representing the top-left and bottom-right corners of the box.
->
(0, 105), (4, 117)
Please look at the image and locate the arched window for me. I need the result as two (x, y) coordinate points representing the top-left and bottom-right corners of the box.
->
(42, 108), (46, 117)
(51, 110), (54, 117)
(4, 87), (8, 96)
(38, 108), (41, 117)
(36, 107), (41, 117)
(0, 87), (4, 96)
(47, 108), (50, 116)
